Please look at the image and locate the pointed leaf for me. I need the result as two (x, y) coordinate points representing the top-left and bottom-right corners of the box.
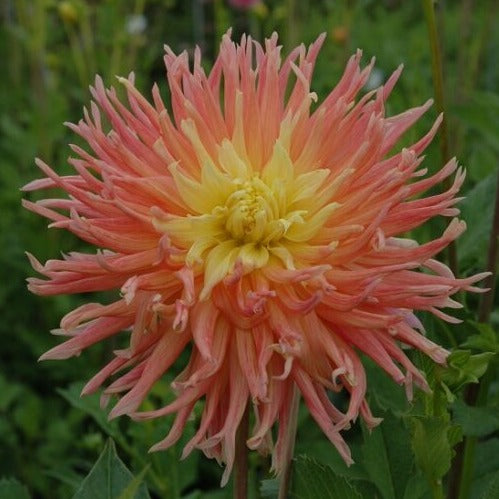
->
(73, 439), (150, 499)
(117, 466), (150, 499)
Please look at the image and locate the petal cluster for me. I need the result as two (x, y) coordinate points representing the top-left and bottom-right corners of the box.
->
(24, 32), (486, 483)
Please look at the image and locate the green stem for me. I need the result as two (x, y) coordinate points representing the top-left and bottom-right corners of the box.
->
(431, 479), (446, 499)
(286, 0), (298, 49)
(431, 480), (445, 499)
(422, 0), (458, 276)
(278, 384), (300, 499)
(234, 402), (250, 499)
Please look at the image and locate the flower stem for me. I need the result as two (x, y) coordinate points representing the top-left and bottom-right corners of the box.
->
(431, 480), (446, 499)
(278, 384), (300, 499)
(422, 0), (458, 276)
(234, 402), (250, 499)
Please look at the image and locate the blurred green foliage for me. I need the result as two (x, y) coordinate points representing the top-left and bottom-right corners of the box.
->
(1, 0), (498, 498)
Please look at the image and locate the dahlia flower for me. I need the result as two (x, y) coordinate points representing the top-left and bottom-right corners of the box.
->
(24, 33), (486, 484)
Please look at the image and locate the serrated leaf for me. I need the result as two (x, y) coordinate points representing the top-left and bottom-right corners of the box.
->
(447, 424), (463, 448)
(73, 439), (150, 499)
(291, 456), (362, 499)
(409, 416), (453, 483)
(0, 478), (30, 499)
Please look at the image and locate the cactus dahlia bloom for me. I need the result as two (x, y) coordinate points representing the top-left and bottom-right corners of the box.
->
(24, 33), (486, 483)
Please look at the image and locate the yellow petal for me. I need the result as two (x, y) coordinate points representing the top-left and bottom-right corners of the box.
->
(285, 202), (340, 242)
(238, 243), (269, 270)
(217, 139), (250, 179)
(169, 164), (212, 214)
(200, 241), (239, 300)
(262, 140), (294, 187)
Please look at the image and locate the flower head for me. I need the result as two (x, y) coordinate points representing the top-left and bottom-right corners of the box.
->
(24, 32), (487, 484)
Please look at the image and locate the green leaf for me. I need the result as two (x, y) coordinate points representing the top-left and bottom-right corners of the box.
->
(458, 172), (497, 268)
(361, 413), (414, 499)
(363, 357), (409, 414)
(361, 426), (395, 499)
(291, 456), (362, 499)
(402, 472), (431, 499)
(452, 399), (499, 437)
(294, 404), (367, 481)
(45, 466), (85, 489)
(0, 478), (30, 499)
(447, 424), (463, 448)
(73, 439), (150, 499)
(475, 438), (499, 477)
(462, 322), (499, 354)
(409, 416), (455, 483)
(472, 439), (499, 497)
(439, 350), (495, 390)
(117, 466), (150, 499)
(481, 470), (499, 499)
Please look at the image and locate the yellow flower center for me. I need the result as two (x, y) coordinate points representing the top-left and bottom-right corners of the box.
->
(225, 177), (271, 242)
(153, 121), (341, 299)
